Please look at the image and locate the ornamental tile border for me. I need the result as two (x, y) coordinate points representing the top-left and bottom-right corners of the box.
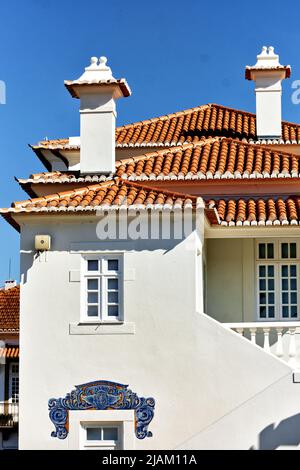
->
(48, 380), (155, 440)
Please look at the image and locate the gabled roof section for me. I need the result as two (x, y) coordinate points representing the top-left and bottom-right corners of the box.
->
(0, 285), (20, 332)
(32, 103), (300, 150)
(20, 138), (300, 186)
(1, 180), (204, 230)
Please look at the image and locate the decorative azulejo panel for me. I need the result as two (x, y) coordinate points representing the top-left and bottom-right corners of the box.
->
(48, 380), (155, 440)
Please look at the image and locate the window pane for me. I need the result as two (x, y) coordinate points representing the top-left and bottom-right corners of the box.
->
(259, 279), (266, 290)
(268, 306), (275, 318)
(291, 279), (297, 290)
(282, 306), (289, 318)
(282, 292), (289, 304)
(259, 266), (266, 277)
(88, 260), (99, 271)
(108, 292), (118, 303)
(108, 260), (119, 271)
(103, 428), (118, 441)
(290, 265), (297, 277)
(88, 279), (98, 290)
(108, 305), (119, 317)
(290, 243), (297, 258)
(108, 279), (118, 289)
(88, 292), (98, 303)
(291, 306), (298, 318)
(87, 306), (98, 317)
(268, 266), (274, 277)
(281, 265), (288, 277)
(281, 243), (289, 259)
(268, 293), (274, 304)
(259, 293), (266, 304)
(267, 243), (274, 259)
(291, 292), (297, 304)
(260, 306), (266, 318)
(259, 244), (266, 259)
(282, 278), (289, 290)
(268, 279), (274, 290)
(86, 428), (102, 441)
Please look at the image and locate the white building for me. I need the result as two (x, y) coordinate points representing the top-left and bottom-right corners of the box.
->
(2, 47), (300, 450)
(0, 282), (19, 450)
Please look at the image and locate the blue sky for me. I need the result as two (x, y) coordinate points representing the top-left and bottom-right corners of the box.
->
(0, 0), (300, 284)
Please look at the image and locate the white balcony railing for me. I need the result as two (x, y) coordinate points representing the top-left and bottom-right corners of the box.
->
(224, 322), (300, 368)
(0, 401), (19, 427)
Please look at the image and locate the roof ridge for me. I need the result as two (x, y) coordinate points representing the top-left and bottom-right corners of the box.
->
(115, 104), (212, 131)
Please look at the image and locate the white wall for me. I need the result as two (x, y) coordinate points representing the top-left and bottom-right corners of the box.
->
(18, 218), (299, 449)
(179, 368), (299, 450)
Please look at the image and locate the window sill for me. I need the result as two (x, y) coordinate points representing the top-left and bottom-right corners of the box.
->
(69, 321), (135, 335)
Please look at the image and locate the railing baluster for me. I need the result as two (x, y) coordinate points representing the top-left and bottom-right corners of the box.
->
(288, 327), (297, 368)
(263, 328), (271, 353)
(249, 328), (257, 345)
(236, 327), (244, 336)
(276, 328), (284, 358)
(224, 321), (300, 368)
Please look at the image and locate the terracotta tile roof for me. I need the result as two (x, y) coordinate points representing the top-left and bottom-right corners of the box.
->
(116, 139), (300, 180)
(0, 347), (19, 358)
(32, 103), (300, 149)
(21, 138), (300, 185)
(1, 181), (199, 221)
(209, 197), (300, 226)
(0, 286), (20, 332)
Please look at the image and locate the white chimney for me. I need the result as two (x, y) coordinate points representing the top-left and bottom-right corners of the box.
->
(4, 280), (16, 290)
(245, 46), (291, 139)
(65, 57), (131, 174)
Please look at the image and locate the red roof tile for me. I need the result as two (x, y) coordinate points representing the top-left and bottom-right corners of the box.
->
(21, 138), (300, 186)
(1, 181), (199, 225)
(33, 103), (300, 150)
(0, 286), (20, 332)
(209, 197), (300, 226)
(0, 347), (19, 358)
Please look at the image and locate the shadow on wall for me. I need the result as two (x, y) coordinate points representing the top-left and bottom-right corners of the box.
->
(250, 413), (300, 450)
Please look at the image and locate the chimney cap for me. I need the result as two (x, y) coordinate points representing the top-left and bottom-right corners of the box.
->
(64, 56), (131, 99)
(245, 46), (291, 80)
(4, 280), (16, 290)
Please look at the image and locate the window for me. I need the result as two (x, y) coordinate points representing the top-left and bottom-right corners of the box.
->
(9, 362), (19, 403)
(82, 255), (123, 322)
(82, 424), (121, 450)
(256, 240), (299, 320)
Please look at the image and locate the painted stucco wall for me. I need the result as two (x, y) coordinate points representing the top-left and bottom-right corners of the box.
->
(17, 216), (300, 450)
(179, 369), (300, 450)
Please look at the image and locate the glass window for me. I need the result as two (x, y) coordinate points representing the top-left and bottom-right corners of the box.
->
(108, 259), (119, 271)
(257, 241), (299, 321)
(88, 260), (99, 271)
(281, 242), (297, 259)
(259, 243), (274, 259)
(84, 425), (120, 450)
(281, 264), (297, 320)
(258, 263), (276, 319)
(82, 256), (122, 322)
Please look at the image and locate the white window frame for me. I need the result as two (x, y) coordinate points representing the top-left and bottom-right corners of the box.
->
(81, 254), (124, 323)
(81, 423), (121, 450)
(68, 410), (135, 450)
(256, 239), (300, 321)
(8, 362), (19, 404)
